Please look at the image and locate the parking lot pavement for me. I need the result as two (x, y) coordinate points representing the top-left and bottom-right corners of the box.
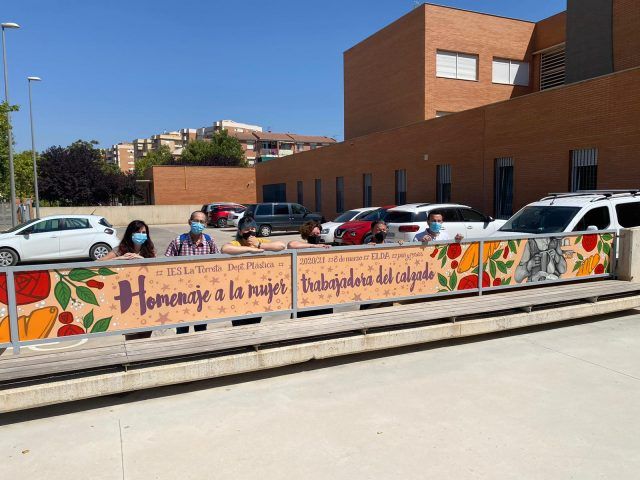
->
(144, 224), (301, 254)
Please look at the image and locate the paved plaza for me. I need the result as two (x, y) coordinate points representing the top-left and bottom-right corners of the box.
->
(1, 311), (639, 479)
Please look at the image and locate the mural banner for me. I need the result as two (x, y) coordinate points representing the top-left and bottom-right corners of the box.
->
(0, 255), (292, 343)
(480, 233), (614, 289)
(0, 232), (614, 345)
(296, 243), (478, 308)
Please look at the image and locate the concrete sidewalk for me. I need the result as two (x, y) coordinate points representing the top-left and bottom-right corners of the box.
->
(2, 311), (640, 479)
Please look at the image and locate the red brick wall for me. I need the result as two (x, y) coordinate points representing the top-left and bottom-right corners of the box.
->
(613, 0), (640, 71)
(344, 7), (426, 140)
(257, 67), (640, 220)
(151, 166), (256, 205)
(533, 11), (566, 51)
(424, 4), (536, 118)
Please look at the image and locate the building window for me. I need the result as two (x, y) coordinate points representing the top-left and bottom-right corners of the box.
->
(363, 173), (373, 207)
(492, 58), (530, 86)
(246, 142), (255, 150)
(336, 177), (344, 213)
(436, 50), (478, 81)
(494, 157), (514, 219)
(570, 148), (598, 192)
(315, 179), (322, 212)
(262, 183), (287, 202)
(297, 181), (304, 205)
(540, 46), (565, 90)
(395, 169), (407, 205)
(436, 165), (452, 203)
(435, 111), (454, 117)
(296, 143), (304, 151)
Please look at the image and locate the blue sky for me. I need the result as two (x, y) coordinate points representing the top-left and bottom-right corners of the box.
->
(3, 0), (565, 152)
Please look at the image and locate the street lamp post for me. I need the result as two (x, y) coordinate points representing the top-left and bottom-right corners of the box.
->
(27, 76), (41, 218)
(1, 22), (20, 227)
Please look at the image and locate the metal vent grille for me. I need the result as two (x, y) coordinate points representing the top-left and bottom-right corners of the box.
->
(540, 46), (565, 90)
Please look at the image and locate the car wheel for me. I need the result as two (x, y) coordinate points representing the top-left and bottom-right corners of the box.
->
(0, 248), (19, 266)
(90, 243), (112, 260)
(217, 218), (228, 228)
(258, 225), (272, 237)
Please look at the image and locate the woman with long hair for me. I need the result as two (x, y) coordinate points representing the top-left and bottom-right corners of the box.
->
(99, 220), (156, 261)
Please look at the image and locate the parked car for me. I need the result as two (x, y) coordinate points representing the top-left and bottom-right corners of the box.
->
(334, 206), (396, 245)
(228, 204), (255, 227)
(385, 203), (506, 242)
(0, 215), (119, 266)
(201, 202), (243, 214)
(493, 190), (640, 237)
(244, 203), (324, 237)
(206, 204), (246, 228)
(320, 207), (378, 244)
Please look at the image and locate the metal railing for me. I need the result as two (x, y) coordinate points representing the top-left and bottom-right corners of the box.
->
(0, 230), (616, 354)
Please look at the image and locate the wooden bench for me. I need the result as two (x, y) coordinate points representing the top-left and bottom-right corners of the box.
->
(2, 280), (639, 385)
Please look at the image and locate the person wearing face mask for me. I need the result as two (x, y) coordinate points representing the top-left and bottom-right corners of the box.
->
(221, 215), (285, 326)
(99, 220), (156, 261)
(221, 214), (286, 254)
(99, 220), (156, 339)
(287, 221), (331, 249)
(165, 211), (220, 334)
(414, 211), (463, 243)
(367, 220), (403, 245)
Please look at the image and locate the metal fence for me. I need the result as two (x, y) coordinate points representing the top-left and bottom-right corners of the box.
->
(0, 230), (616, 354)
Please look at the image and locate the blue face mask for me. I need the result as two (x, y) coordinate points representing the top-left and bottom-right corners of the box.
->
(429, 222), (442, 233)
(190, 222), (206, 234)
(131, 232), (148, 245)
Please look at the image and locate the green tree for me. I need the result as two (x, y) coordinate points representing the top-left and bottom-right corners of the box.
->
(0, 101), (20, 200)
(13, 150), (37, 199)
(180, 130), (246, 166)
(135, 144), (172, 178)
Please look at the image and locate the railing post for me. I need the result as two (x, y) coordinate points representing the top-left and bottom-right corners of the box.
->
(478, 240), (484, 297)
(6, 270), (20, 355)
(291, 250), (298, 319)
(610, 231), (617, 279)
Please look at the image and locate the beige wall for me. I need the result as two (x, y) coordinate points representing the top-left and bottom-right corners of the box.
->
(40, 205), (204, 226)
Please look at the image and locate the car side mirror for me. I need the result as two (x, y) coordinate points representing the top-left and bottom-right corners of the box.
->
(485, 216), (494, 223)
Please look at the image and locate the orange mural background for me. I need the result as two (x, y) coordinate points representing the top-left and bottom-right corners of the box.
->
(0, 255), (291, 342)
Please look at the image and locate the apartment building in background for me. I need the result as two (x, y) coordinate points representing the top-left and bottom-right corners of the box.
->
(105, 142), (135, 173)
(256, 0), (640, 220)
(110, 119), (335, 169)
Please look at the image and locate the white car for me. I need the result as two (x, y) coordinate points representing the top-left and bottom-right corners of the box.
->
(493, 190), (640, 237)
(385, 203), (507, 242)
(0, 215), (119, 266)
(228, 204), (255, 227)
(320, 207), (378, 243)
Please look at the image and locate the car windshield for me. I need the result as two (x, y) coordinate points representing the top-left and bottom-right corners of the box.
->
(333, 210), (361, 222)
(499, 206), (581, 234)
(2, 219), (39, 234)
(360, 209), (387, 221)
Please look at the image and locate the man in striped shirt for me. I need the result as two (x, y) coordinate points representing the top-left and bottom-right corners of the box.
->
(165, 210), (220, 333)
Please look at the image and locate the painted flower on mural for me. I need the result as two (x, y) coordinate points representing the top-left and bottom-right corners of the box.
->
(52, 267), (116, 337)
(572, 233), (612, 276)
(0, 271), (51, 305)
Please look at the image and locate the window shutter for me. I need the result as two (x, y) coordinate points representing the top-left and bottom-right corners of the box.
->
(492, 58), (510, 84)
(436, 51), (457, 78)
(456, 54), (477, 80)
(510, 61), (529, 86)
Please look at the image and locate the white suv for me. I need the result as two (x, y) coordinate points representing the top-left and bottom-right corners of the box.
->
(385, 203), (507, 242)
(494, 191), (640, 237)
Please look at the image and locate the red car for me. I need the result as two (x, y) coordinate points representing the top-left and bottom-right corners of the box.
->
(333, 206), (396, 245)
(207, 204), (246, 228)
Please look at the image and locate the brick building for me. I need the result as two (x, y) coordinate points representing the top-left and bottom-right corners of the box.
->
(256, 0), (640, 220)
